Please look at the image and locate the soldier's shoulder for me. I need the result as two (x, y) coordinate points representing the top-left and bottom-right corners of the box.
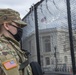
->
(0, 36), (10, 49)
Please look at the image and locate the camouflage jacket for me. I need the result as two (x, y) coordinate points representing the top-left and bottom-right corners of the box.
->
(0, 35), (32, 75)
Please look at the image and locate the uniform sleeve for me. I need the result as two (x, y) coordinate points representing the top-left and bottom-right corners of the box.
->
(0, 42), (6, 75)
(0, 39), (20, 75)
(0, 67), (6, 75)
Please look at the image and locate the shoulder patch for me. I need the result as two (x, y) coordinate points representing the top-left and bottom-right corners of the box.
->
(2, 60), (18, 70)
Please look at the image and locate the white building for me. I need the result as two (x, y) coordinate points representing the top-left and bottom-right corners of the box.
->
(22, 27), (72, 71)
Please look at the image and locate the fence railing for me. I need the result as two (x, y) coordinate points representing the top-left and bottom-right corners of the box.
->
(42, 64), (72, 73)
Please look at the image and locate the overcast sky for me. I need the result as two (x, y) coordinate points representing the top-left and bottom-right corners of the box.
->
(0, 0), (40, 19)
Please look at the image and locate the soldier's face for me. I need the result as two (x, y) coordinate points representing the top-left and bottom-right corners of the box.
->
(3, 22), (23, 41)
(3, 22), (18, 35)
(7, 22), (19, 35)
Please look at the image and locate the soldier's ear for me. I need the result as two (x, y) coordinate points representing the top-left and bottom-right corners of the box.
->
(3, 22), (9, 30)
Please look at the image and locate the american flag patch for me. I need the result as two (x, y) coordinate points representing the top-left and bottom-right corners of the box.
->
(3, 60), (17, 70)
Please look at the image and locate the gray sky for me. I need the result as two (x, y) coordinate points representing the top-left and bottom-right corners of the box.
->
(0, 0), (40, 19)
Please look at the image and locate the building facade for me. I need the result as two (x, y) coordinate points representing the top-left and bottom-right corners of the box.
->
(22, 28), (72, 71)
(22, 0), (76, 72)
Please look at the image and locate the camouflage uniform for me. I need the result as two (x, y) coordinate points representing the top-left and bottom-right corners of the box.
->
(0, 9), (33, 75)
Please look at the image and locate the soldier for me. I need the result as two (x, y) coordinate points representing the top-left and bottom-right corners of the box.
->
(0, 8), (33, 75)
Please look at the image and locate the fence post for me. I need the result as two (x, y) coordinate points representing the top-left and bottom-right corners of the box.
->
(34, 0), (44, 66)
(66, 0), (76, 74)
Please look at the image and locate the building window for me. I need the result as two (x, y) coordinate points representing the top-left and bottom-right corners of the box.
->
(45, 57), (50, 65)
(63, 45), (66, 52)
(41, 56), (44, 66)
(42, 36), (51, 52)
(64, 56), (68, 63)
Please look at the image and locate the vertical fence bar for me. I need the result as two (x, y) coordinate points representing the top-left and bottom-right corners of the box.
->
(66, 0), (75, 74)
(54, 46), (58, 71)
(34, 5), (41, 66)
(34, 0), (44, 66)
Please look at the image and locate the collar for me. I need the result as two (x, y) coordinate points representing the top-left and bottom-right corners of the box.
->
(0, 34), (20, 47)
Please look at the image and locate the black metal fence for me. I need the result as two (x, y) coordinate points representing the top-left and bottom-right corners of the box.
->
(22, 0), (76, 75)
